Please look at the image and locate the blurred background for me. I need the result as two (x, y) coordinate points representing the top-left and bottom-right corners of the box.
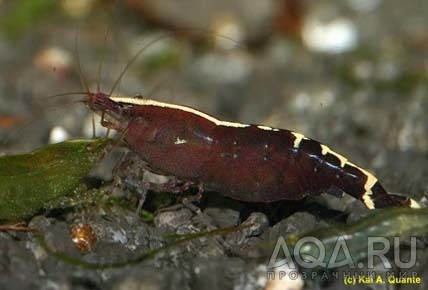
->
(0, 0), (427, 197)
(0, 2), (428, 289)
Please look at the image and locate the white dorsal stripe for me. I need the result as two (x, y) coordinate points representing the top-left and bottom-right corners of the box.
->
(291, 132), (308, 148)
(319, 143), (379, 205)
(320, 144), (347, 167)
(109, 97), (250, 128)
(346, 160), (378, 208)
(348, 160), (377, 209)
(362, 189), (375, 209)
(298, 134), (379, 208)
(257, 125), (280, 131)
(410, 199), (421, 209)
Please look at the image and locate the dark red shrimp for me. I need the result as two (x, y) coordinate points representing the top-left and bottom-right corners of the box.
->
(63, 29), (419, 210)
(83, 92), (420, 210)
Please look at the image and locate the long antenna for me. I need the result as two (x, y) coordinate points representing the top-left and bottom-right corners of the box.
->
(96, 26), (111, 92)
(74, 31), (90, 93)
(41, 91), (88, 100)
(108, 34), (169, 97)
(108, 28), (244, 97)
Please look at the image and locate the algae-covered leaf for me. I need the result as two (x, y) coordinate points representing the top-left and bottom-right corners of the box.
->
(0, 138), (111, 221)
